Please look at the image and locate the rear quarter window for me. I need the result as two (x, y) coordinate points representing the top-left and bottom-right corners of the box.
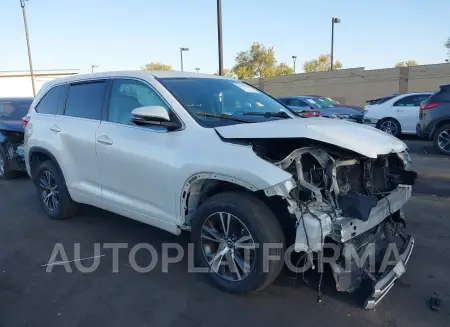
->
(35, 84), (68, 115)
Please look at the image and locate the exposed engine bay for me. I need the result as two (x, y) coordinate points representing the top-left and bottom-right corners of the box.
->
(252, 138), (417, 309)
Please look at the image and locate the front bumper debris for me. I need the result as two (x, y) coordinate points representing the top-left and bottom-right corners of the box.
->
(365, 235), (414, 309)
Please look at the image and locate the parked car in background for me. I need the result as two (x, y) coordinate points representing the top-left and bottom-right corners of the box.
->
(277, 96), (363, 123)
(24, 71), (415, 309)
(416, 84), (450, 155)
(363, 92), (433, 137)
(0, 97), (33, 179)
(305, 95), (362, 110)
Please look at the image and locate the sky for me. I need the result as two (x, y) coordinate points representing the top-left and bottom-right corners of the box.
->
(2, 0), (450, 75)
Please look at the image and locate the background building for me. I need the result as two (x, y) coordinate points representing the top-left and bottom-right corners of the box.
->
(0, 69), (79, 97)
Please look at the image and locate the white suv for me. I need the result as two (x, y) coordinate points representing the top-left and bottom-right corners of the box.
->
(24, 71), (415, 309)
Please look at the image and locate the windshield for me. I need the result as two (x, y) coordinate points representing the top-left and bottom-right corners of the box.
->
(158, 78), (293, 127)
(0, 99), (32, 121)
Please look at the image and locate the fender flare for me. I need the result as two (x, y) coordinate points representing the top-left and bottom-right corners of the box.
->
(28, 146), (65, 181)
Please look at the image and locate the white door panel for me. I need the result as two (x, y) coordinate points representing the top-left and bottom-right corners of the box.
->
(53, 115), (102, 204)
(96, 122), (181, 225)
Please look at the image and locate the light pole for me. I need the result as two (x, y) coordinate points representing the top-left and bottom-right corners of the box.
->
(195, 68), (200, 73)
(217, 0), (224, 75)
(330, 17), (341, 71)
(91, 64), (99, 73)
(292, 55), (297, 73)
(19, 0), (36, 96)
(180, 47), (189, 72)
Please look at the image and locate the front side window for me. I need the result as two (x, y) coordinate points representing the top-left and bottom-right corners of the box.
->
(158, 78), (293, 127)
(108, 79), (170, 125)
(0, 99), (33, 120)
(35, 84), (68, 115)
(64, 81), (106, 120)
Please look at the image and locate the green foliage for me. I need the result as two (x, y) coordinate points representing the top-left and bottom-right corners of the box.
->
(303, 54), (343, 72)
(231, 42), (294, 79)
(143, 62), (172, 71)
(395, 60), (418, 67)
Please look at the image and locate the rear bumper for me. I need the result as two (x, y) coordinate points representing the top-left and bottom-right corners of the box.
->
(364, 235), (414, 309)
(416, 123), (430, 139)
(363, 116), (378, 127)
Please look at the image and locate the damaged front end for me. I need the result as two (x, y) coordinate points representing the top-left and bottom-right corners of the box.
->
(258, 141), (416, 309)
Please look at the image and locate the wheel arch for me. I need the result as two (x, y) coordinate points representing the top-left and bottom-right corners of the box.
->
(28, 146), (65, 182)
(430, 118), (450, 139)
(180, 173), (295, 241)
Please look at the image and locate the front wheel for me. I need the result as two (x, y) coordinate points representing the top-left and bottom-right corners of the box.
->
(191, 191), (285, 294)
(377, 118), (401, 137)
(433, 124), (450, 155)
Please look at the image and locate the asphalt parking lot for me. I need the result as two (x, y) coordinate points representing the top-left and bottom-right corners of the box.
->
(1, 137), (449, 327)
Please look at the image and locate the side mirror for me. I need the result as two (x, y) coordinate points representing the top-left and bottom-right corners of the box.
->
(131, 106), (170, 122)
(131, 106), (182, 131)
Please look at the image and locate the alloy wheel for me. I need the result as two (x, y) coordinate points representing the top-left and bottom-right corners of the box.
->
(437, 129), (450, 153)
(380, 120), (398, 135)
(201, 212), (256, 281)
(39, 170), (60, 212)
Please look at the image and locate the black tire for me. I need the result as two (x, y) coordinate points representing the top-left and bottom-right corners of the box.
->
(35, 160), (78, 219)
(191, 191), (285, 294)
(433, 123), (450, 156)
(0, 145), (17, 180)
(377, 118), (402, 137)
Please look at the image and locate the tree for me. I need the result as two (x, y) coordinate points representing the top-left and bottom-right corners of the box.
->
(445, 37), (450, 58)
(143, 62), (172, 71)
(395, 60), (418, 67)
(274, 63), (294, 76)
(231, 42), (294, 79)
(303, 54), (343, 72)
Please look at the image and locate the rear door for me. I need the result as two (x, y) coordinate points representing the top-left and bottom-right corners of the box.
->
(53, 80), (108, 207)
(392, 94), (430, 133)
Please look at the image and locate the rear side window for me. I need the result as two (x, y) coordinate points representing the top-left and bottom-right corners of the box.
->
(64, 81), (107, 120)
(35, 85), (67, 115)
(394, 94), (430, 107)
(0, 99), (32, 120)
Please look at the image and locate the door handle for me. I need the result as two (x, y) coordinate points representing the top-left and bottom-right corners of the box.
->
(96, 135), (113, 145)
(50, 125), (61, 133)
(396, 109), (404, 112)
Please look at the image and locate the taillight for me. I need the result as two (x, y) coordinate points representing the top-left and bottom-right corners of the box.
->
(21, 115), (31, 128)
(420, 102), (440, 110)
(305, 110), (322, 117)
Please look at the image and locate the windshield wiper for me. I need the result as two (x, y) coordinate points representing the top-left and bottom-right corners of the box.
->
(242, 111), (291, 119)
(195, 112), (252, 123)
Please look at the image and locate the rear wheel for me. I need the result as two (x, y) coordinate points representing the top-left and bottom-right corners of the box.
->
(36, 161), (78, 219)
(377, 118), (401, 137)
(0, 145), (17, 180)
(191, 191), (285, 294)
(433, 124), (450, 155)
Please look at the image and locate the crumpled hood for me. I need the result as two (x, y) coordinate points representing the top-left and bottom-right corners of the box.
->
(215, 118), (406, 158)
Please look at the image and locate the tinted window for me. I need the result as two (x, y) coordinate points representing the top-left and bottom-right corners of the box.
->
(394, 94), (430, 107)
(278, 98), (291, 105)
(0, 99), (32, 121)
(35, 85), (67, 115)
(366, 95), (396, 105)
(290, 99), (311, 108)
(108, 79), (169, 125)
(64, 82), (106, 120)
